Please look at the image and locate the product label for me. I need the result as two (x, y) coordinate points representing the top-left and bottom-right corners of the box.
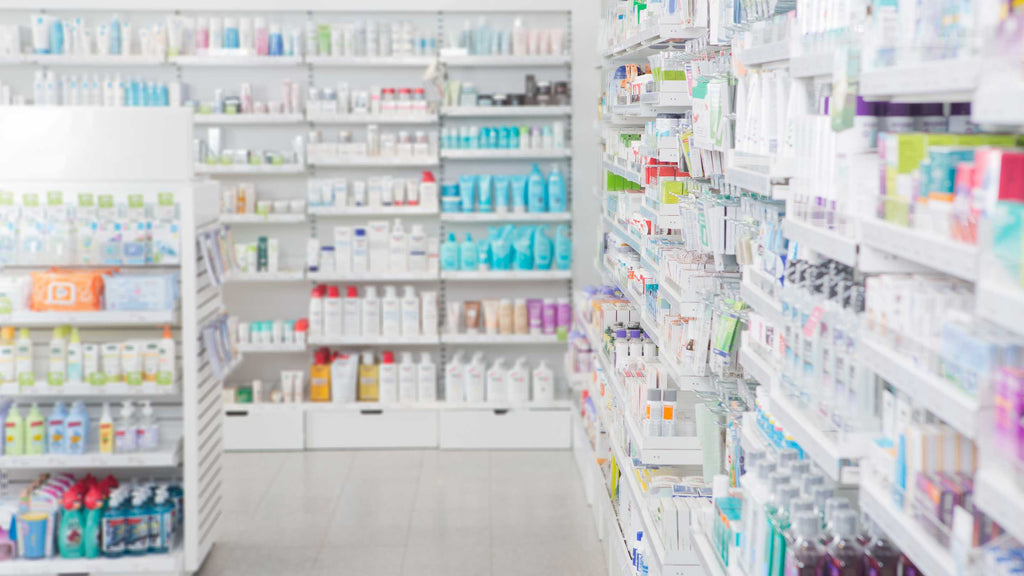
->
(47, 190), (63, 206)
(78, 193), (95, 208)
(22, 193), (39, 208)
(802, 306), (824, 338)
(126, 516), (149, 553)
(148, 513), (160, 548)
(101, 516), (126, 554)
(0, 191), (13, 206)
(66, 421), (84, 451)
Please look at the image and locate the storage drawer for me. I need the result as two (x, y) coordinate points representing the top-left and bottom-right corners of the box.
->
(305, 408), (439, 449)
(223, 406), (304, 451)
(439, 408), (571, 449)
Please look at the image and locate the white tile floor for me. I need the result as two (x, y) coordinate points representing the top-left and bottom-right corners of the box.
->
(201, 450), (606, 576)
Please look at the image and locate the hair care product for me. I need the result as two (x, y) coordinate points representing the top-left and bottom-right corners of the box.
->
(465, 352), (486, 402)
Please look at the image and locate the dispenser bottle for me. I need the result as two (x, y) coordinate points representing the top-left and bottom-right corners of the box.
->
(115, 401), (136, 453)
(507, 357), (530, 403)
(378, 351), (398, 403)
(381, 286), (401, 337)
(99, 402), (114, 454)
(785, 512), (826, 576)
(398, 352), (417, 402)
(445, 352), (465, 402)
(25, 402), (45, 455)
(531, 360), (554, 402)
(465, 352), (485, 402)
(125, 489), (150, 556)
(486, 359), (507, 403)
(137, 400), (159, 451)
(417, 353), (436, 401)
(4, 403), (23, 455)
(825, 510), (864, 576)
(362, 286), (381, 337)
(101, 488), (127, 558)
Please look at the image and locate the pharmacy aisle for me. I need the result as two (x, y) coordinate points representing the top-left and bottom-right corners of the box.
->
(577, 1), (1024, 576)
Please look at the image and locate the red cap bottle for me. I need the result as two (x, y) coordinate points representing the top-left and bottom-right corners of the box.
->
(346, 286), (359, 298)
(381, 351), (395, 364)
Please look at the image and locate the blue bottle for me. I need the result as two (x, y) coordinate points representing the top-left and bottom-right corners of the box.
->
(527, 164), (547, 213)
(547, 165), (567, 212)
(510, 126), (520, 149)
(459, 234), (479, 270)
(50, 19), (64, 55)
(440, 233), (460, 271)
(554, 225), (572, 270)
(101, 489), (127, 558)
(487, 127), (498, 149)
(150, 487), (174, 553)
(47, 401), (67, 455)
(533, 226), (553, 270)
(498, 127), (510, 149)
(125, 489), (150, 556)
(109, 15), (122, 55)
(477, 232), (492, 270)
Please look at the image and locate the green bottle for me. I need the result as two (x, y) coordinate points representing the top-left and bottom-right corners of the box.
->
(4, 403), (23, 455)
(58, 488), (86, 558)
(83, 484), (106, 558)
(25, 402), (46, 455)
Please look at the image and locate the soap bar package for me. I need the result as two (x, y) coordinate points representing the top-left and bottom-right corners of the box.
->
(104, 272), (180, 311)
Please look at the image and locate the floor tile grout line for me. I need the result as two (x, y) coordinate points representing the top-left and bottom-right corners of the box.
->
(312, 452), (360, 565)
(397, 450), (428, 575)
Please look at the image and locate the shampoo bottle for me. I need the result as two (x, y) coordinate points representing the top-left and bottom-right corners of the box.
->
(0, 327), (14, 385)
(15, 328), (33, 388)
(67, 327), (83, 384)
(157, 326), (175, 386)
(308, 285), (325, 340)
(486, 359), (507, 403)
(324, 286), (343, 338)
(58, 488), (86, 558)
(343, 286), (361, 336)
(401, 286), (420, 337)
(66, 401), (87, 454)
(381, 286), (401, 337)
(527, 164), (547, 213)
(398, 352), (417, 402)
(445, 352), (465, 402)
(358, 351), (380, 401)
(465, 352), (486, 402)
(507, 358), (530, 403)
(4, 403), (23, 455)
(554, 225), (572, 270)
(547, 164), (566, 212)
(390, 219), (408, 272)
(99, 402), (114, 454)
(417, 353), (436, 401)
(532, 360), (554, 402)
(533, 226), (553, 269)
(440, 232), (460, 271)
(25, 402), (45, 455)
(460, 233), (479, 270)
(47, 401), (67, 454)
(378, 351), (398, 403)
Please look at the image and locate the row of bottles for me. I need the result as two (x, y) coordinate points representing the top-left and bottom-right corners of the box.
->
(2, 400), (159, 456)
(445, 353), (553, 403)
(308, 284), (438, 340)
(309, 348), (436, 404)
(439, 225), (572, 272)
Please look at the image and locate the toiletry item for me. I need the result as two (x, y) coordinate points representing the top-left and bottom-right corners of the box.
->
(510, 175), (528, 213)
(825, 510), (862, 576)
(47, 401), (67, 454)
(532, 361), (554, 403)
(527, 299), (544, 334)
(542, 299), (557, 335)
(308, 285), (325, 340)
(527, 164), (547, 212)
(47, 327), (67, 386)
(123, 341), (142, 385)
(399, 352), (417, 402)
(494, 176), (510, 213)
(419, 291), (438, 336)
(513, 299), (528, 334)
(343, 286), (361, 336)
(100, 343), (120, 384)
(482, 300), (500, 335)
(417, 171), (436, 207)
(115, 401), (136, 453)
(362, 286), (380, 337)
(0, 327), (14, 384)
(66, 401), (87, 454)
(378, 351), (398, 403)
(15, 328), (32, 388)
(99, 402), (114, 454)
(661, 390), (677, 437)
(330, 353), (358, 404)
(447, 301), (462, 334)
(4, 403), (23, 455)
(554, 226), (572, 270)
(534, 226), (553, 269)
(58, 488), (85, 559)
(547, 165), (566, 212)
(465, 352), (486, 402)
(459, 175), (476, 212)
(486, 359), (507, 402)
(409, 225), (427, 272)
(306, 238), (320, 273)
(417, 353), (436, 401)
(464, 301), (482, 334)
(352, 228), (369, 273)
(381, 286), (401, 337)
(83, 483), (104, 558)
(137, 401), (158, 451)
(497, 299), (514, 334)
(445, 352), (465, 402)
(157, 326), (175, 386)
(66, 327), (83, 384)
(100, 489), (126, 557)
(785, 512), (826, 576)
(460, 233), (479, 270)
(390, 219), (408, 272)
(478, 175), (494, 212)
(324, 286), (343, 338)
(401, 286), (420, 337)
(507, 358), (530, 403)
(25, 403), (45, 455)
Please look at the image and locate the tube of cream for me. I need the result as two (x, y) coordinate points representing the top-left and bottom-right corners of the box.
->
(556, 297), (572, 339)
(526, 299), (543, 335)
(464, 301), (481, 334)
(478, 175), (493, 212)
(513, 299), (528, 334)
(482, 299), (500, 335)
(510, 176), (528, 213)
(459, 175), (476, 212)
(447, 302), (462, 334)
(493, 176), (510, 213)
(542, 299), (557, 335)
(498, 299), (513, 334)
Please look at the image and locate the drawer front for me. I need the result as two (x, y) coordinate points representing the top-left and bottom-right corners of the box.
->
(439, 408), (571, 449)
(305, 409), (439, 449)
(223, 408), (305, 451)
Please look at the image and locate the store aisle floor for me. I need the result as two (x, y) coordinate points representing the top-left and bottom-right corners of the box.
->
(199, 450), (606, 576)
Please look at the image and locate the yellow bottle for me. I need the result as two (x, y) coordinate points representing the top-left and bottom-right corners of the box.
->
(309, 353), (332, 402)
(98, 402), (114, 454)
(0, 326), (15, 386)
(357, 351), (379, 402)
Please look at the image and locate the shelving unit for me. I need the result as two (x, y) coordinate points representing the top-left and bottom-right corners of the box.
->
(440, 54), (571, 66)
(195, 164), (305, 175)
(309, 157), (438, 167)
(440, 212), (571, 222)
(0, 552), (183, 576)
(4, 309), (179, 327)
(305, 113), (438, 125)
(223, 270), (306, 283)
(441, 270), (572, 280)
(441, 106), (572, 117)
(194, 113), (305, 125)
(442, 333), (567, 345)
(440, 149), (571, 160)
(219, 213), (306, 224)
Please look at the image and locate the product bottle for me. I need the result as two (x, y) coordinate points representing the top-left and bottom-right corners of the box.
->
(785, 512), (826, 576)
(352, 228), (369, 273)
(67, 327), (83, 384)
(408, 225), (427, 272)
(137, 400), (159, 451)
(343, 286), (361, 336)
(151, 487), (174, 554)
(83, 483), (105, 558)
(398, 352), (418, 403)
(825, 510), (864, 576)
(445, 352), (465, 402)
(421, 291), (439, 336)
(531, 360), (554, 402)
(769, 485), (802, 576)
(862, 520), (900, 576)
(527, 164), (547, 212)
(460, 233), (479, 270)
(755, 473), (791, 576)
(357, 351), (379, 401)
(417, 171), (436, 207)
(15, 328), (33, 388)
(66, 400), (87, 454)
(465, 352), (486, 402)
(740, 460), (775, 573)
(58, 488), (86, 558)
(417, 353), (436, 402)
(362, 286), (381, 337)
(547, 165), (566, 212)
(157, 325), (175, 386)
(661, 389), (677, 437)
(554, 225), (572, 270)
(440, 232), (460, 271)
(390, 219), (408, 272)
(533, 226), (553, 269)
(101, 489), (127, 558)
(324, 285), (343, 338)
(378, 351), (398, 403)
(4, 403), (23, 456)
(381, 286), (401, 337)
(507, 358), (530, 403)
(0, 326), (15, 385)
(125, 489), (150, 556)
(115, 401), (136, 453)
(400, 286), (420, 337)
(646, 389), (663, 436)
(25, 402), (45, 455)
(47, 401), (67, 454)
(485, 359), (508, 403)
(99, 402), (114, 454)
(308, 285), (325, 340)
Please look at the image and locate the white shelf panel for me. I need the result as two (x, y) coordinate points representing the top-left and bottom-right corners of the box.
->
(739, 272), (783, 328)
(782, 218), (859, 268)
(977, 280), (1024, 338)
(441, 149), (570, 160)
(975, 468), (1024, 544)
(4, 309), (178, 327)
(973, 77), (1024, 128)
(860, 335), (978, 438)
(171, 55), (304, 66)
(278, 400), (571, 413)
(306, 55), (435, 67)
(860, 479), (955, 576)
(307, 335), (440, 346)
(236, 342), (307, 354)
(767, 390), (865, 484)
(441, 55), (570, 67)
(0, 435), (182, 469)
(603, 214), (641, 252)
(739, 346), (780, 389)
(441, 106), (572, 118)
(691, 530), (727, 576)
(306, 112), (438, 125)
(0, 54), (33, 65)
(860, 59), (982, 102)
(306, 271), (438, 282)
(737, 41), (789, 67)
(310, 157), (438, 167)
(638, 91), (691, 109)
(224, 270), (305, 283)
(790, 51), (833, 78)
(859, 219), (978, 282)
(441, 333), (566, 345)
(196, 164), (305, 175)
(0, 550), (182, 575)
(739, 412), (769, 454)
(603, 157), (643, 183)
(441, 212), (571, 223)
(308, 205), (438, 217)
(1, 382), (179, 399)
(33, 54), (168, 66)
(219, 213), (305, 224)
(194, 113), (305, 125)
(441, 270), (571, 281)
(601, 24), (708, 59)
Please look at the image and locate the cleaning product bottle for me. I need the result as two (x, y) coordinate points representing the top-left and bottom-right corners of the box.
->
(115, 401), (136, 453)
(533, 226), (553, 269)
(550, 225), (570, 271)
(58, 487), (86, 558)
(15, 328), (33, 388)
(66, 327), (83, 384)
(445, 352), (465, 402)
(137, 401), (159, 451)
(48, 327), (67, 386)
(486, 359), (508, 403)
(532, 360), (554, 403)
(357, 351), (379, 401)
(25, 402), (45, 455)
(47, 401), (67, 454)
(125, 489), (150, 556)
(440, 232), (460, 271)
(101, 488), (127, 558)
(151, 486), (174, 554)
(398, 352), (417, 403)
(378, 351), (398, 403)
(66, 400), (88, 454)
(547, 164), (566, 212)
(417, 352), (436, 402)
(507, 357), (530, 403)
(0, 327), (14, 385)
(362, 286), (380, 337)
(83, 483), (105, 558)
(460, 233), (479, 270)
(527, 164), (547, 213)
(157, 326), (175, 386)
(465, 352), (486, 402)
(4, 403), (23, 455)
(99, 402), (114, 454)
(390, 218), (408, 272)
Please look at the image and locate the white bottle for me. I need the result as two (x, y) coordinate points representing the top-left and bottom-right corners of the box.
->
(418, 291), (437, 337)
(47, 327), (67, 387)
(309, 286), (325, 340)
(400, 286), (420, 337)
(157, 326), (175, 386)
(532, 360), (554, 403)
(380, 286), (401, 337)
(465, 352), (486, 403)
(445, 352), (465, 403)
(408, 224), (427, 272)
(334, 226), (353, 274)
(352, 228), (369, 273)
(378, 351), (398, 403)
(324, 286), (343, 338)
(361, 286), (380, 337)
(486, 359), (508, 403)
(342, 286), (361, 336)
(417, 353), (436, 402)
(507, 358), (530, 403)
(398, 352), (417, 403)
(136, 400), (159, 451)
(115, 401), (136, 453)
(389, 219), (408, 273)
(66, 327), (83, 385)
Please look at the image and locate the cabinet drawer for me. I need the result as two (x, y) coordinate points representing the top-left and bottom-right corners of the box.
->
(223, 406), (304, 451)
(439, 408), (571, 449)
(305, 408), (439, 448)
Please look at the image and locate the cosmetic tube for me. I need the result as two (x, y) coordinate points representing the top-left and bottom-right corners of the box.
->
(482, 300), (500, 335)
(542, 299), (556, 335)
(464, 301), (481, 334)
(526, 299), (543, 335)
(498, 299), (514, 335)
(447, 302), (462, 335)
(513, 299), (528, 334)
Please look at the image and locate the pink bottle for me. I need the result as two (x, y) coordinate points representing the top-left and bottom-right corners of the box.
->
(254, 17), (269, 56)
(196, 17), (210, 51)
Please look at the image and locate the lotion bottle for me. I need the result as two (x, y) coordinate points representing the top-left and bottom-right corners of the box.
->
(343, 286), (361, 336)
(381, 285), (401, 337)
(465, 352), (486, 402)
(417, 353), (436, 401)
(308, 285), (325, 340)
(4, 403), (23, 455)
(157, 326), (175, 386)
(324, 286), (343, 338)
(507, 357), (530, 403)
(15, 328), (33, 388)
(378, 351), (398, 403)
(401, 286), (420, 337)
(25, 402), (45, 455)
(445, 352), (465, 402)
(398, 352), (417, 402)
(408, 224), (427, 272)
(486, 358), (507, 403)
(389, 219), (408, 272)
(48, 327), (68, 386)
(66, 327), (83, 384)
(531, 360), (554, 403)
(362, 286), (380, 337)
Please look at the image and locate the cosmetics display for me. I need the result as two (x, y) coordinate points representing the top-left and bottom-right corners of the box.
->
(230, 236), (285, 275)
(220, 183), (306, 217)
(306, 284), (437, 341)
(27, 13), (166, 58)
(306, 127), (434, 163)
(439, 224), (571, 272)
(168, 14), (301, 58)
(444, 298), (571, 338)
(235, 318), (307, 348)
(442, 76), (570, 108)
(306, 220), (438, 275)
(307, 172), (438, 211)
(0, 474), (182, 561)
(443, 18), (564, 57)
(189, 79), (303, 116)
(441, 166), (567, 214)
(306, 84), (432, 118)
(440, 122), (565, 150)
(27, 72), (180, 108)
(444, 352), (553, 403)
(295, 349), (438, 404)
(305, 19), (435, 58)
(195, 128), (304, 167)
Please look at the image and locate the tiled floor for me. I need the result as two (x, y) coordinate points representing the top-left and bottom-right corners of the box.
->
(200, 450), (606, 576)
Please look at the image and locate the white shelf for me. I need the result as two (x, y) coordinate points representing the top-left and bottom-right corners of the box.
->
(194, 113), (305, 125)
(236, 342), (307, 354)
(441, 333), (567, 345)
(859, 219), (978, 282)
(739, 346), (780, 389)
(604, 214), (642, 252)
(859, 335), (978, 439)
(601, 23), (708, 59)
(739, 270), (783, 327)
(171, 55), (304, 66)
(0, 54), (33, 65)
(195, 164), (305, 175)
(0, 434), (182, 469)
(244, 400), (571, 413)
(33, 54), (168, 66)
(310, 156), (438, 167)
(224, 271), (305, 283)
(737, 41), (789, 67)
(638, 91), (691, 109)
(441, 211), (570, 223)
(1, 382), (180, 399)
(441, 106), (572, 117)
(306, 271), (438, 282)
(782, 218), (859, 268)
(977, 280), (1024, 338)
(739, 412), (769, 454)
(441, 149), (571, 160)
(4, 309), (178, 327)
(691, 530), (728, 576)
(725, 165), (781, 198)
(0, 550), (182, 575)
(306, 112), (438, 125)
(441, 55), (570, 67)
(219, 213), (306, 224)
(306, 335), (440, 346)
(860, 59), (982, 102)
(766, 390), (865, 484)
(973, 77), (1024, 128)
(603, 157), (643, 183)
(441, 270), (571, 281)
(790, 51), (833, 78)
(308, 205), (438, 217)
(975, 468), (1024, 544)
(306, 55), (435, 67)
(860, 479), (955, 576)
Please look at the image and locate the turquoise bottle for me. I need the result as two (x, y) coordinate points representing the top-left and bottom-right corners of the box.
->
(151, 487), (174, 553)
(554, 225), (572, 270)
(459, 234), (479, 270)
(101, 489), (127, 558)
(533, 226), (553, 270)
(125, 489), (150, 556)
(547, 165), (566, 212)
(440, 233), (460, 271)
(58, 488), (85, 558)
(83, 483), (105, 558)
(527, 164), (547, 212)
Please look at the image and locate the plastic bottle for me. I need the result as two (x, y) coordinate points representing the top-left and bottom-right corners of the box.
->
(15, 328), (33, 387)
(47, 401), (67, 454)
(125, 489), (150, 556)
(381, 286), (401, 337)
(115, 401), (136, 453)
(460, 233), (479, 270)
(401, 286), (420, 337)
(485, 359), (507, 403)
(157, 326), (175, 386)
(465, 352), (486, 402)
(324, 285), (343, 338)
(825, 510), (864, 576)
(101, 488), (127, 557)
(554, 225), (572, 270)
(343, 286), (361, 337)
(83, 483), (105, 558)
(408, 225), (427, 272)
(66, 400), (88, 454)
(357, 351), (379, 401)
(785, 512), (826, 576)
(378, 351), (398, 403)
(531, 361), (554, 402)
(445, 352), (465, 402)
(440, 232), (460, 271)
(390, 219), (408, 272)
(99, 402), (114, 454)
(547, 165), (566, 212)
(507, 358), (530, 403)
(308, 285), (325, 340)
(527, 164), (547, 212)
(4, 403), (23, 455)
(137, 401), (159, 451)
(67, 327), (83, 384)
(533, 226), (553, 269)
(25, 402), (45, 455)
(362, 286), (380, 337)
(755, 473), (791, 576)
(58, 488), (86, 558)
(0, 327), (14, 385)
(861, 520), (899, 576)
(769, 485), (802, 576)
(417, 353), (436, 402)
(151, 486), (174, 553)
(398, 352), (417, 403)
